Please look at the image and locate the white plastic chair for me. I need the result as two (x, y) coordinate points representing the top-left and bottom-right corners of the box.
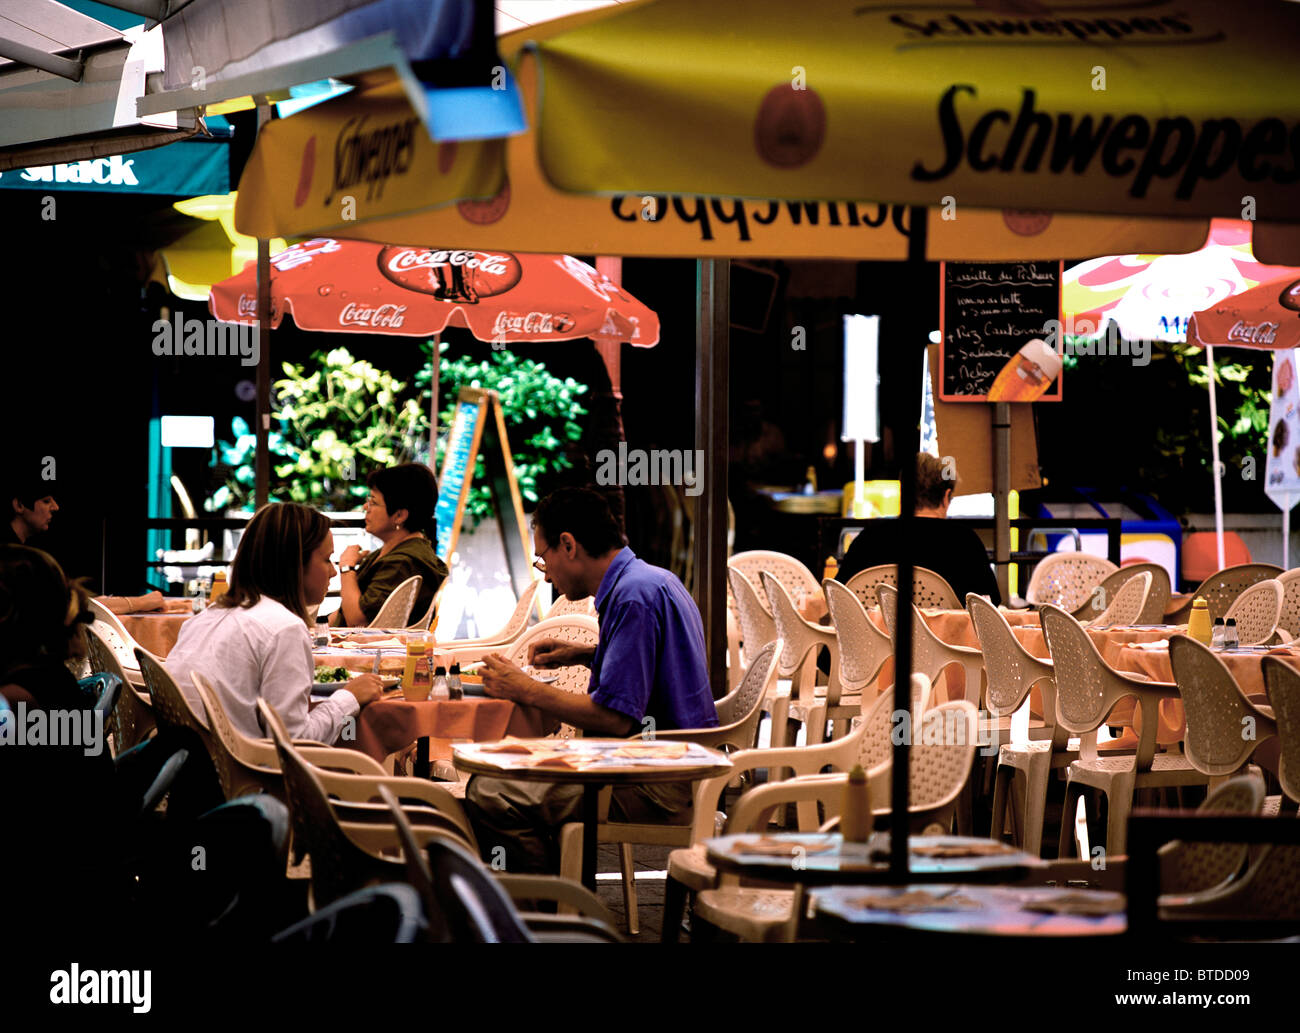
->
(1277, 569), (1300, 639)
(844, 564), (961, 610)
(876, 583), (984, 707)
(728, 550), (820, 611)
(1026, 553), (1118, 612)
(407, 579), (448, 632)
(1222, 578), (1284, 646)
(543, 594), (596, 619)
(434, 579), (539, 648)
(822, 578), (891, 738)
(1041, 604), (1207, 857)
(88, 597), (165, 689)
(368, 575), (422, 629)
(761, 570), (841, 748)
(1086, 570), (1152, 629)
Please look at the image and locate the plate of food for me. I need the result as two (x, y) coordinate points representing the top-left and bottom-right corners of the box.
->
(312, 667), (400, 694)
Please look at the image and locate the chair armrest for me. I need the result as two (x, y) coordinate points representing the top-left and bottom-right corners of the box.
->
(519, 915), (625, 943)
(496, 874), (619, 927)
(728, 773), (849, 832)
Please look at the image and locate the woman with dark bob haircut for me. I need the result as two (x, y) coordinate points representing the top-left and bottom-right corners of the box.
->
(166, 503), (384, 744)
(333, 463), (448, 627)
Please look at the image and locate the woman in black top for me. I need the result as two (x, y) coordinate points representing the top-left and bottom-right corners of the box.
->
(332, 463), (449, 627)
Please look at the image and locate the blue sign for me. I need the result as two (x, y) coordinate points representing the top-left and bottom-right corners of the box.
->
(435, 396), (483, 560)
(0, 139), (228, 196)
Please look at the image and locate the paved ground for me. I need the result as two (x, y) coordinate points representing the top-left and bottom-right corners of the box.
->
(592, 843), (675, 942)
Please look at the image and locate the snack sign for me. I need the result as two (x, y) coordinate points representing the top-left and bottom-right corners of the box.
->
(1265, 351), (1300, 512)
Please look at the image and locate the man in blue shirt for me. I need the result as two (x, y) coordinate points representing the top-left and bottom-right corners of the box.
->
(465, 488), (717, 873)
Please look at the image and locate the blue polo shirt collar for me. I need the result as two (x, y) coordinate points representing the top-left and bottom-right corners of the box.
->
(594, 547), (636, 613)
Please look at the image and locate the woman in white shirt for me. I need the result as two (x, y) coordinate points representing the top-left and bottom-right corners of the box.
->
(167, 503), (383, 744)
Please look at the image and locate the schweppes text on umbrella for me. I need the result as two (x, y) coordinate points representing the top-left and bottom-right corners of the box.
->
(912, 86), (1300, 200)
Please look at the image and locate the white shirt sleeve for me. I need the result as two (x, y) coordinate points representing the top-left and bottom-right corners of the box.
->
(258, 624), (359, 744)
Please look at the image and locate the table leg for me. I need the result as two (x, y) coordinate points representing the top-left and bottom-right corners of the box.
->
(415, 736), (430, 779)
(581, 783), (600, 892)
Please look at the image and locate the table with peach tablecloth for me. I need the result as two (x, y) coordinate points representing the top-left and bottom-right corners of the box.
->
(120, 612), (192, 657)
(352, 694), (554, 765)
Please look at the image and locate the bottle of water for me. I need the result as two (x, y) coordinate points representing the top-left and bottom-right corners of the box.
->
(1211, 617), (1225, 651)
(192, 582), (207, 613)
(431, 665), (449, 700)
(1223, 618), (1239, 652)
(447, 662), (463, 700)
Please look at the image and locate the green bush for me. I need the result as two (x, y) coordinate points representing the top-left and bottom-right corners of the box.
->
(209, 341), (587, 520)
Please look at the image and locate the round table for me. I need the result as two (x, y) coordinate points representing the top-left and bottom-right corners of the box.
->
(811, 884), (1125, 940)
(454, 739), (732, 890)
(704, 832), (1045, 886)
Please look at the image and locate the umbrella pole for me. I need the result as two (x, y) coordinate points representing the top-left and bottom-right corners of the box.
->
(430, 333), (440, 469)
(993, 402), (1011, 603)
(254, 99), (273, 510)
(695, 259), (730, 701)
(1206, 344), (1226, 569)
(1285, 507), (1291, 569)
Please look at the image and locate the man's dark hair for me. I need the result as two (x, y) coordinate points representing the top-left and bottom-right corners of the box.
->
(916, 453), (956, 510)
(533, 488), (626, 557)
(367, 463), (439, 536)
(2, 454), (52, 511)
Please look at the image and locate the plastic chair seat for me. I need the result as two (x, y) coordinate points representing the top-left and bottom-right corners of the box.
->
(693, 887), (796, 942)
(666, 844), (716, 894)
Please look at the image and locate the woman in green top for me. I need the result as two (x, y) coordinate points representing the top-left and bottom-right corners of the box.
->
(332, 463), (449, 627)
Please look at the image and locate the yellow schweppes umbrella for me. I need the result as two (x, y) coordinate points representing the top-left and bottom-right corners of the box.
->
(246, 36), (1208, 260)
(524, 0), (1300, 222)
(235, 76), (504, 241)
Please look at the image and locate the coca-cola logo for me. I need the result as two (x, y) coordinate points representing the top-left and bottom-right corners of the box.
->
(339, 302), (407, 329)
(271, 238), (341, 272)
(491, 311), (576, 336)
(1227, 320), (1279, 345)
(236, 294), (258, 318)
(377, 247), (521, 302)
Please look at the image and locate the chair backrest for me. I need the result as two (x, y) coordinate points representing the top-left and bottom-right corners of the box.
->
(87, 624), (155, 753)
(504, 615), (600, 739)
(1039, 604), (1169, 771)
(1158, 774), (1264, 895)
(543, 594), (596, 619)
(899, 700), (981, 814)
(760, 570), (835, 681)
(1026, 553), (1118, 611)
(88, 597), (152, 673)
(877, 582), (982, 704)
(1222, 578), (1284, 645)
(715, 640), (780, 728)
(1077, 563), (1171, 625)
(370, 575), (422, 629)
(728, 567), (777, 669)
(258, 698), (392, 908)
(377, 783), (449, 942)
(135, 649), (212, 748)
(843, 564), (960, 611)
(271, 882), (428, 944)
(193, 671), (273, 800)
(408, 579), (449, 632)
(1261, 656), (1300, 803)
(967, 592), (1057, 730)
(823, 578), (892, 693)
(1190, 563), (1284, 621)
(1277, 569), (1300, 638)
(1169, 637), (1273, 777)
(728, 550), (820, 610)
(1090, 571), (1152, 628)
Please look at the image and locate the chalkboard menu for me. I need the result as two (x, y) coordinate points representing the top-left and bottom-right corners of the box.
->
(435, 387), (535, 602)
(939, 260), (1063, 402)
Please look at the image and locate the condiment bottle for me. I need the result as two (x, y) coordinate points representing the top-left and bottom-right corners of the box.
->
(407, 650), (433, 701)
(1211, 617), (1225, 651)
(314, 615), (330, 648)
(447, 662), (463, 700)
(1187, 597), (1213, 645)
(1223, 618), (1239, 652)
(402, 633), (426, 693)
(823, 555), (839, 581)
(209, 570), (228, 604)
(986, 338), (1064, 403)
(192, 581), (207, 613)
(431, 665), (449, 700)
(840, 765), (871, 844)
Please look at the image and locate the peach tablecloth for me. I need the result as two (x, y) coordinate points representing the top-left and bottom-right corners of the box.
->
(352, 696), (552, 764)
(120, 613), (192, 657)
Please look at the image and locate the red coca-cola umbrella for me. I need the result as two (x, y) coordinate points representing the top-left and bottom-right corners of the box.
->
(209, 238), (659, 346)
(1188, 274), (1300, 353)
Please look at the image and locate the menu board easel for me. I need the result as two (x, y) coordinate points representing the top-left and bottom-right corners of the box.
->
(435, 387), (535, 603)
(939, 260), (1063, 402)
